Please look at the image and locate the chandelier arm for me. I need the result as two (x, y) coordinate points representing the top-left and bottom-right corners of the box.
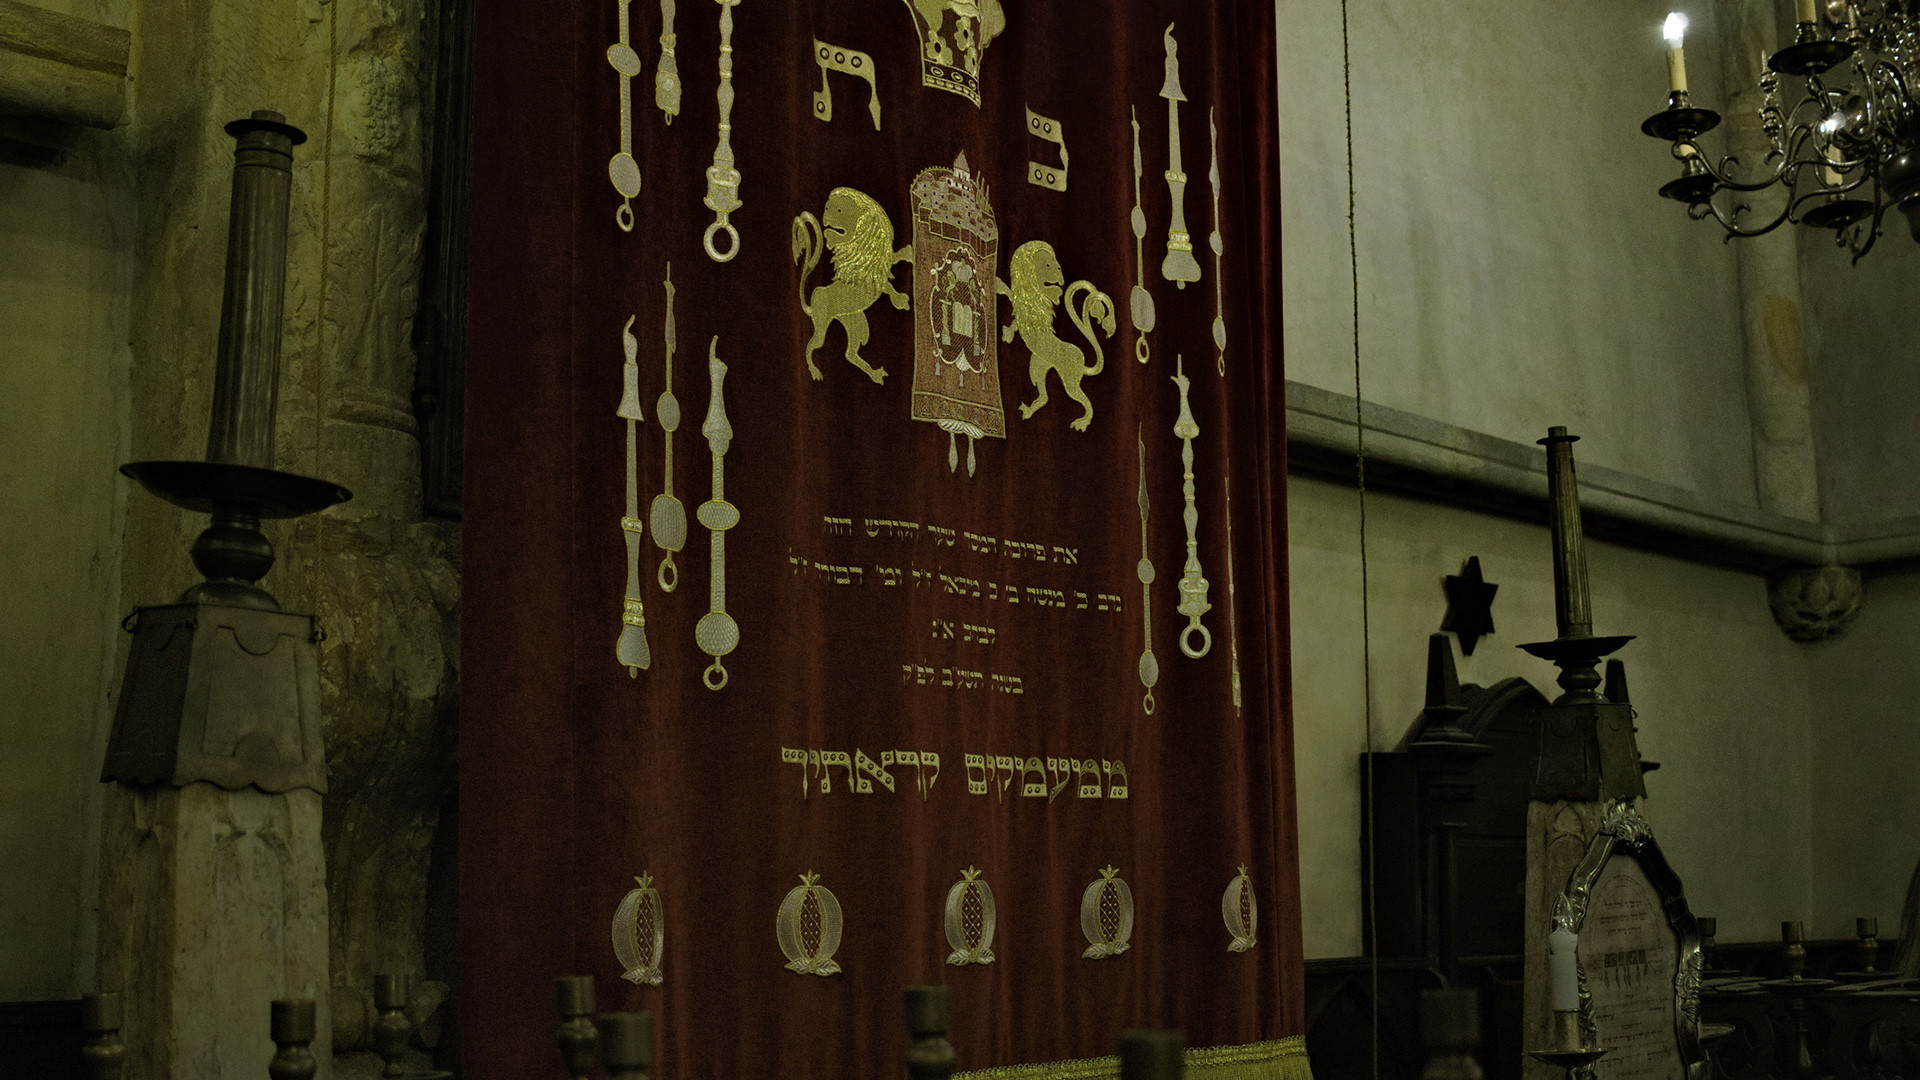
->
(1847, 199), (1884, 262)
(1691, 149), (1796, 192)
(1702, 191), (1793, 236)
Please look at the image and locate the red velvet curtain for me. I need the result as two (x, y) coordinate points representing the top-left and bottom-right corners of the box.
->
(462, 3), (1298, 1078)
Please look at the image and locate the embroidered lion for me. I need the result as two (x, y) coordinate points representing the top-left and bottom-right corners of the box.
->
(792, 188), (914, 384)
(999, 240), (1115, 431)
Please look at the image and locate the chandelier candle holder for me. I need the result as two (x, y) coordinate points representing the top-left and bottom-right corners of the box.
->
(1641, 2), (1920, 259)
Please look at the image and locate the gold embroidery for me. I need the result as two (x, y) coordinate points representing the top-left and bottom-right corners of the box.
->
(651, 265), (686, 592)
(1224, 476), (1241, 711)
(655, 0), (680, 122)
(612, 873), (665, 985)
(793, 188), (913, 384)
(909, 152), (1002, 477)
(951, 1036), (1312, 1080)
(1080, 865), (1134, 959)
(1222, 865), (1257, 952)
(1128, 108), (1155, 364)
(1158, 25), (1201, 288)
(812, 40), (881, 129)
(608, 0), (644, 232)
(1001, 241), (1115, 432)
(701, 0), (743, 261)
(944, 866), (997, 965)
(1136, 431), (1159, 715)
(1208, 108), (1226, 375)
(618, 316), (652, 675)
(782, 747), (941, 799)
(776, 871), (844, 976)
(1026, 107), (1067, 191)
(1171, 355), (1212, 659)
(695, 338), (739, 689)
(900, 0), (1006, 108)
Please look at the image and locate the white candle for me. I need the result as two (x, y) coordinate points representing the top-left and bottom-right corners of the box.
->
(1797, 0), (1818, 24)
(1549, 924), (1580, 1012)
(1664, 13), (1690, 95)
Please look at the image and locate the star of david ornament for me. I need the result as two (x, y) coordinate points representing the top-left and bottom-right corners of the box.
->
(1441, 556), (1498, 656)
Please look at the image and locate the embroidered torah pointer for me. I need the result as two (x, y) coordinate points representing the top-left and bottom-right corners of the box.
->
(702, 0), (743, 262)
(1137, 428), (1159, 715)
(655, 0), (681, 122)
(1210, 108), (1226, 375)
(608, 0), (643, 232)
(1224, 475), (1241, 710)
(1159, 25), (1202, 288)
(695, 337), (739, 689)
(618, 316), (651, 674)
(1172, 354), (1212, 658)
(652, 265), (686, 591)
(1129, 107), (1155, 364)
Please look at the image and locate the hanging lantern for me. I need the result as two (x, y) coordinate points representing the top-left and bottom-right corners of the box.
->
(612, 873), (665, 985)
(1080, 865), (1134, 959)
(944, 866), (997, 966)
(776, 871), (845, 976)
(1222, 865), (1257, 953)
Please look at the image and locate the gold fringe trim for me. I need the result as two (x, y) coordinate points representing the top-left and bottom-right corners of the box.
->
(954, 1036), (1313, 1080)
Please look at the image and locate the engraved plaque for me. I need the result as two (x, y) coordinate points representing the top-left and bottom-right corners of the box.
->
(1582, 857), (1683, 1080)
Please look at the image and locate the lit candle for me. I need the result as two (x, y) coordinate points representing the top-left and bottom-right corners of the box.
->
(1664, 13), (1690, 96)
(1549, 922), (1580, 1012)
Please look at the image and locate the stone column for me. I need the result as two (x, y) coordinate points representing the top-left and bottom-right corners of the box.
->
(265, 0), (462, 1055)
(1711, 0), (1822, 522)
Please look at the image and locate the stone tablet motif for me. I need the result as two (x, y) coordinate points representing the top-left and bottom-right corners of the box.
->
(1582, 857), (1681, 1080)
(1560, 802), (1706, 1080)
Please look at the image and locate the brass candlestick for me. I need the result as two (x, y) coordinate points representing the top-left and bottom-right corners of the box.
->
(1760, 922), (1835, 1080)
(905, 986), (956, 1080)
(79, 992), (124, 1080)
(1528, 1009), (1608, 1080)
(599, 1011), (655, 1080)
(372, 974), (412, 1077)
(555, 975), (599, 1080)
(1119, 1029), (1185, 1080)
(269, 999), (319, 1080)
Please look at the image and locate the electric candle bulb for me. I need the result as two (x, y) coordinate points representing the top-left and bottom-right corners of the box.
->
(1664, 13), (1690, 95)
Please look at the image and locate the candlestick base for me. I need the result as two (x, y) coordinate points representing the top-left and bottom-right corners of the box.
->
(1641, 107), (1720, 142)
(1528, 1048), (1609, 1072)
(1800, 197), (1874, 229)
(1658, 172), (1716, 205)
(1770, 38), (1853, 76)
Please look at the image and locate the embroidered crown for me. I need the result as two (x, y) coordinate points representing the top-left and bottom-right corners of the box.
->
(900, 0), (1006, 108)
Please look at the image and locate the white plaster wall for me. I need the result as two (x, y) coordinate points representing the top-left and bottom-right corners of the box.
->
(1805, 568), (1920, 940)
(1290, 476), (1817, 958)
(1276, 0), (1760, 505)
(0, 82), (136, 997)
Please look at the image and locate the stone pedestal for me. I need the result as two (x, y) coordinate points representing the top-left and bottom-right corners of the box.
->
(94, 600), (332, 1078)
(94, 782), (331, 1079)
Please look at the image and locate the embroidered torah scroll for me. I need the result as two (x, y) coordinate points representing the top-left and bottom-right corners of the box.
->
(464, 3), (1299, 1080)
